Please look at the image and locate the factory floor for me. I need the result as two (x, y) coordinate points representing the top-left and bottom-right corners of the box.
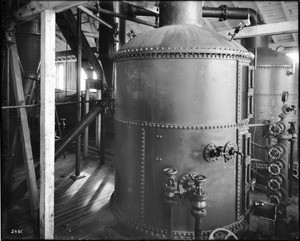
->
(1, 133), (299, 240)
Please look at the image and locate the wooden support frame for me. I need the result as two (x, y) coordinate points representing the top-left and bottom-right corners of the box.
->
(10, 38), (39, 238)
(281, 1), (298, 42)
(40, 9), (55, 239)
(14, 1), (87, 21)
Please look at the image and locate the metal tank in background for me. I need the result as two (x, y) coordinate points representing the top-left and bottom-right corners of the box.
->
(111, 1), (254, 239)
(15, 20), (41, 105)
(242, 30), (298, 209)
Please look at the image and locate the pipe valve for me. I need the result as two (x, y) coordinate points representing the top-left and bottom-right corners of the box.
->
(204, 142), (241, 163)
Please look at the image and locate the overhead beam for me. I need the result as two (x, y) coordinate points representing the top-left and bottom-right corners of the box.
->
(219, 20), (298, 39)
(231, 1), (240, 8)
(56, 10), (106, 86)
(281, 1), (297, 42)
(14, 1), (87, 21)
(40, 9), (55, 239)
(77, 5), (114, 29)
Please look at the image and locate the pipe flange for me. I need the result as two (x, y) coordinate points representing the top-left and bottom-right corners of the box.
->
(203, 144), (219, 162)
(268, 143), (286, 159)
(224, 142), (238, 161)
(268, 163), (281, 176)
(268, 122), (285, 136)
(268, 178), (281, 191)
(178, 172), (198, 195)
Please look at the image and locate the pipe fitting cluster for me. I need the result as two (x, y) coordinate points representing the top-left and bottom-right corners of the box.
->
(163, 168), (207, 239)
(204, 141), (243, 163)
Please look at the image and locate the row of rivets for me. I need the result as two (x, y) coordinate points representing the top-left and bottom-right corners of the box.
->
(140, 128), (145, 222)
(256, 65), (293, 70)
(115, 117), (245, 129)
(117, 46), (250, 54)
(254, 93), (290, 96)
(114, 53), (252, 62)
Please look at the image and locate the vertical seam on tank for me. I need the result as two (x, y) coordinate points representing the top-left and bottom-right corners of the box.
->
(141, 128), (145, 222)
(237, 130), (242, 220)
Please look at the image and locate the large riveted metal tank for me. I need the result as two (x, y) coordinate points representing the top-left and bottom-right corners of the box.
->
(111, 2), (254, 239)
(250, 48), (298, 169)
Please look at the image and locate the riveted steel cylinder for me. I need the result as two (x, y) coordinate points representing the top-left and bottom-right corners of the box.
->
(250, 48), (298, 163)
(111, 24), (253, 239)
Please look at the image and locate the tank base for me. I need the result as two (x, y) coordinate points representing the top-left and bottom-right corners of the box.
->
(110, 192), (247, 240)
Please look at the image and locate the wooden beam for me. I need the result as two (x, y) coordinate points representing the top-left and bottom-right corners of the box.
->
(281, 1), (297, 42)
(14, 1), (87, 21)
(203, 18), (216, 31)
(40, 9), (55, 239)
(10, 39), (39, 238)
(77, 5), (114, 29)
(218, 20), (298, 39)
(231, 1), (240, 8)
(56, 10), (106, 88)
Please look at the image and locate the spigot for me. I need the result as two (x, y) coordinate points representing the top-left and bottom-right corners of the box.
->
(189, 174), (207, 241)
(190, 174), (207, 217)
(163, 168), (179, 203)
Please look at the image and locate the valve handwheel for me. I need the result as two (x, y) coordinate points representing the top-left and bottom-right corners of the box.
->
(208, 228), (238, 240)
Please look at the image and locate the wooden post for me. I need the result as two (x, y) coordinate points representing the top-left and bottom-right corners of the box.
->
(95, 90), (102, 150)
(83, 88), (89, 157)
(10, 39), (39, 236)
(40, 9), (55, 239)
(10, 38), (39, 237)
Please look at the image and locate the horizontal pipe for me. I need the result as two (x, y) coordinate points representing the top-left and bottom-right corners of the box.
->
(249, 123), (268, 127)
(1, 100), (100, 109)
(202, 6), (264, 25)
(98, 7), (157, 28)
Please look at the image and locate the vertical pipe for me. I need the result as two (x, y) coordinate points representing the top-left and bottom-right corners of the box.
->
(114, 1), (127, 51)
(195, 216), (202, 240)
(288, 139), (295, 198)
(168, 205), (174, 240)
(76, 8), (82, 177)
(83, 89), (89, 157)
(95, 90), (102, 150)
(159, 1), (203, 27)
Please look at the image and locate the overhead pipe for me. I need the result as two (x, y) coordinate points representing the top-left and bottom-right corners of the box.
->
(159, 1), (203, 26)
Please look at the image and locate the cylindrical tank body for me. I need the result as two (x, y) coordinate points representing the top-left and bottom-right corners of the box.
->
(15, 20), (40, 104)
(111, 19), (254, 238)
(250, 48), (298, 164)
